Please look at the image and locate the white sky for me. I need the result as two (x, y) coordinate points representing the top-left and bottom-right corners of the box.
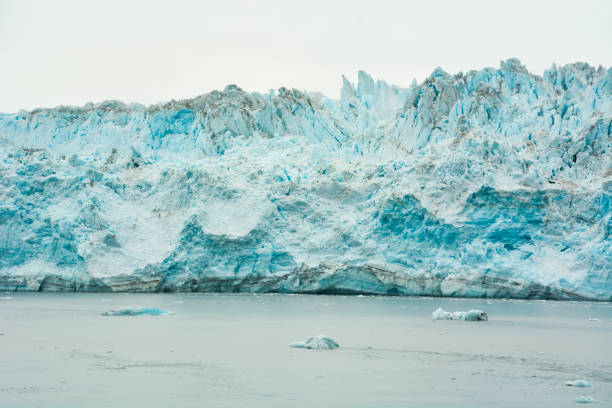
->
(0, 0), (610, 112)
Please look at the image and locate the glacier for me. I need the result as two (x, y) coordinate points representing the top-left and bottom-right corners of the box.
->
(0, 59), (610, 300)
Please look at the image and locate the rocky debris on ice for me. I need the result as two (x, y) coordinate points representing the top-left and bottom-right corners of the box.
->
(566, 380), (591, 387)
(432, 307), (488, 321)
(102, 307), (172, 316)
(290, 335), (339, 349)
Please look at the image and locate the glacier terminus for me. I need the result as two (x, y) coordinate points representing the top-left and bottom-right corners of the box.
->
(0, 59), (610, 300)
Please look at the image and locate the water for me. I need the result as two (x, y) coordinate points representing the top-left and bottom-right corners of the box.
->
(1, 293), (611, 407)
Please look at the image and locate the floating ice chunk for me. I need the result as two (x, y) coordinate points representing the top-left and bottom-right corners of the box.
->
(432, 307), (488, 321)
(102, 307), (172, 316)
(290, 334), (339, 349)
(566, 380), (591, 387)
(573, 396), (595, 403)
(432, 308), (452, 320)
(461, 309), (489, 321)
(99, 363), (127, 370)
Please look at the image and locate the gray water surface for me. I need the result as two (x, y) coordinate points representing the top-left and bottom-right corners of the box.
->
(1, 293), (611, 407)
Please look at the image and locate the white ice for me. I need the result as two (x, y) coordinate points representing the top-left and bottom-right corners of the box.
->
(432, 308), (488, 321)
(290, 335), (339, 349)
(573, 396), (595, 403)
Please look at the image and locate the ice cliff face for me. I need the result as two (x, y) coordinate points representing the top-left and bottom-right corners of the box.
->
(1, 59), (610, 300)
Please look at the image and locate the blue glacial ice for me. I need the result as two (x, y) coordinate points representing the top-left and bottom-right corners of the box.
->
(101, 308), (172, 316)
(0, 59), (610, 300)
(566, 380), (591, 388)
(573, 395), (595, 403)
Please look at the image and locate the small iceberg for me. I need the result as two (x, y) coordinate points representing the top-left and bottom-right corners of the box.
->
(290, 335), (339, 349)
(102, 307), (172, 316)
(573, 396), (595, 403)
(432, 307), (488, 321)
(566, 380), (591, 387)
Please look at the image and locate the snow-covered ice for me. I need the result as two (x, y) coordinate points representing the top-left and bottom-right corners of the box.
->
(0, 59), (610, 299)
(290, 335), (339, 349)
(432, 307), (489, 321)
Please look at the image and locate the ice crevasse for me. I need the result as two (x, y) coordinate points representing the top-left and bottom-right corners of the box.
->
(0, 59), (610, 300)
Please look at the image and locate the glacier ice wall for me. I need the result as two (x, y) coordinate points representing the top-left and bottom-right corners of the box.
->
(0, 59), (610, 299)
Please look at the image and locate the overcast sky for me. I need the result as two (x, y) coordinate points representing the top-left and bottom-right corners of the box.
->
(0, 0), (610, 112)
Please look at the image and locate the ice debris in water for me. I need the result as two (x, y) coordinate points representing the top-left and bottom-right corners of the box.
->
(566, 380), (591, 387)
(102, 307), (172, 316)
(290, 335), (339, 349)
(432, 307), (488, 321)
(573, 396), (595, 403)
